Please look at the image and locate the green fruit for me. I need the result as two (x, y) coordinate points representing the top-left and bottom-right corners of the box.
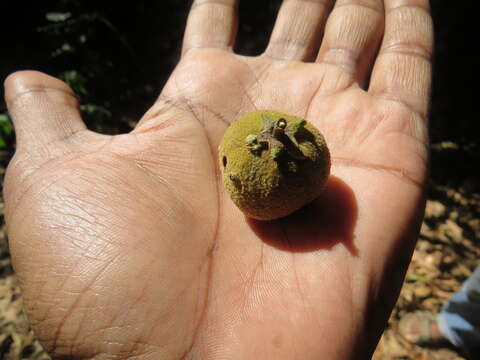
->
(219, 110), (330, 220)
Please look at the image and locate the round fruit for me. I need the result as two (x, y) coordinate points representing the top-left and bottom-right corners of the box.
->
(219, 110), (330, 220)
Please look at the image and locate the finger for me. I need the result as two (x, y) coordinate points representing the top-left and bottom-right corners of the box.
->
(316, 0), (385, 87)
(182, 0), (238, 56)
(369, 0), (433, 118)
(4, 71), (87, 150)
(264, 0), (333, 61)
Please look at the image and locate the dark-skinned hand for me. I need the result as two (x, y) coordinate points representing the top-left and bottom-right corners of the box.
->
(4, 0), (432, 358)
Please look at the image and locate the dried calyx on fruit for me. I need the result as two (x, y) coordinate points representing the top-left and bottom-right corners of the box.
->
(245, 115), (306, 161)
(219, 110), (330, 220)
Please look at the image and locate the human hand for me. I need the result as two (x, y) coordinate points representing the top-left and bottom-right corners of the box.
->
(4, 0), (433, 359)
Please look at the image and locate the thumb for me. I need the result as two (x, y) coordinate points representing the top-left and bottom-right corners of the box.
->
(4, 70), (86, 151)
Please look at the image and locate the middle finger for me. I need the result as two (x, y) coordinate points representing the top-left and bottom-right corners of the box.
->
(265, 0), (333, 61)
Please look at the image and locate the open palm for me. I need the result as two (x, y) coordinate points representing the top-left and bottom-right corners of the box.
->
(4, 0), (433, 359)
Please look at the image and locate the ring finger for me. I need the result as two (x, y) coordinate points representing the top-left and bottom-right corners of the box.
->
(316, 0), (385, 88)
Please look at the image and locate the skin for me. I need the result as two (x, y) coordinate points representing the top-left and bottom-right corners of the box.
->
(3, 0), (433, 359)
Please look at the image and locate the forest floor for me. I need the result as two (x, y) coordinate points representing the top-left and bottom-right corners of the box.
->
(0, 142), (478, 360)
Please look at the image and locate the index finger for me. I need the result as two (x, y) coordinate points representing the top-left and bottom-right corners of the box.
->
(182, 0), (238, 56)
(368, 0), (433, 118)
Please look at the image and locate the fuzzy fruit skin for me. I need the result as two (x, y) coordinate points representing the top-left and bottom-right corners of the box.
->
(219, 110), (330, 220)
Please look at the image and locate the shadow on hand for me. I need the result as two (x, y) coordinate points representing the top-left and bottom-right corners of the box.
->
(247, 176), (358, 255)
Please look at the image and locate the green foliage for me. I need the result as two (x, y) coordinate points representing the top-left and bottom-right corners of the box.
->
(0, 113), (13, 149)
(80, 104), (112, 124)
(46, 12), (72, 22)
(59, 70), (88, 97)
(35, 6), (141, 133)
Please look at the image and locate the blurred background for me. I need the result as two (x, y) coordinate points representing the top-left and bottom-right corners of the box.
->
(0, 0), (478, 359)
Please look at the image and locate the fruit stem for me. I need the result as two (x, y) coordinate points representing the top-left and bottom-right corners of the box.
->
(245, 114), (306, 161)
